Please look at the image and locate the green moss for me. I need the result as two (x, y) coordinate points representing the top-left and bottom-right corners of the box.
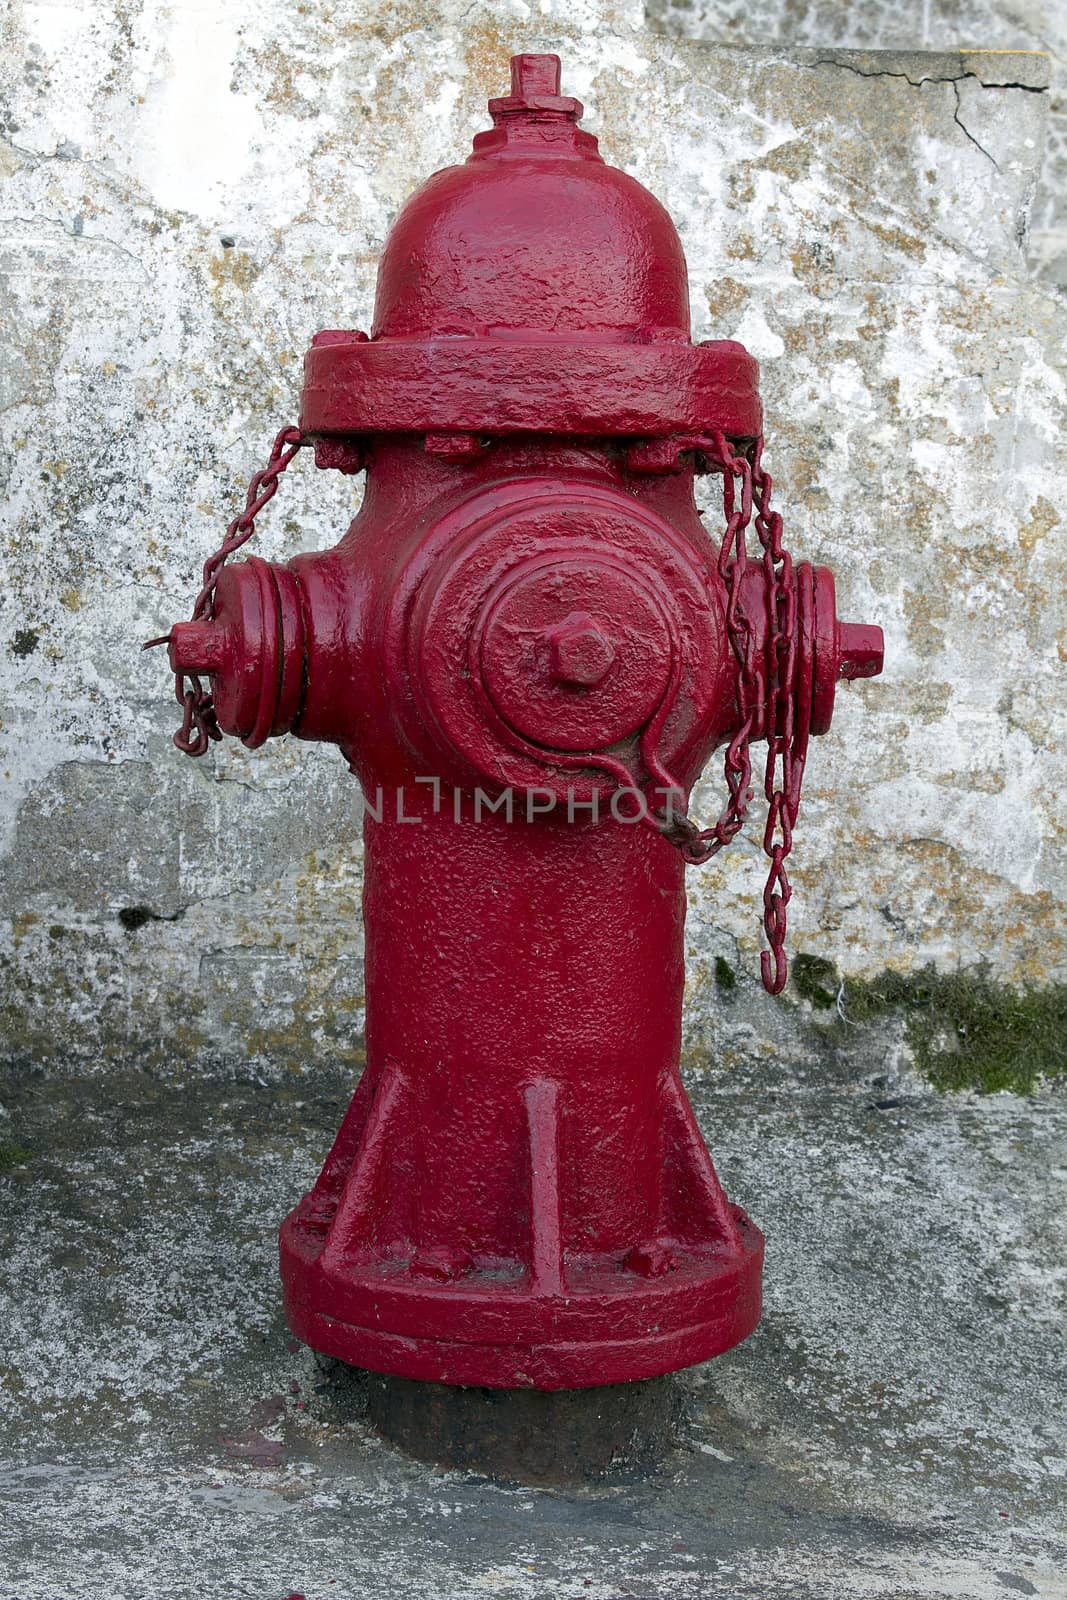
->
(713, 956), (737, 994)
(0, 1143), (32, 1172)
(10, 628), (39, 659)
(792, 953), (839, 1010)
(789, 960), (1066, 1095)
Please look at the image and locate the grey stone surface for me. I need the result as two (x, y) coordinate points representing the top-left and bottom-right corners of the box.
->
(646, 0), (1067, 285)
(0, 3), (1064, 1078)
(0, 1059), (1063, 1597)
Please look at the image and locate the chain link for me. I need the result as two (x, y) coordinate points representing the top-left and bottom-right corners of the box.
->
(751, 436), (801, 995)
(144, 425), (307, 756)
(646, 432), (804, 996)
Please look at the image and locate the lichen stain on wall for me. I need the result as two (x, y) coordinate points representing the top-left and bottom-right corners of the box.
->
(0, 3), (1063, 1080)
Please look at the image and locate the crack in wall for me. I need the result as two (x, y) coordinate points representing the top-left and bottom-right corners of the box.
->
(805, 55), (1047, 94)
(807, 58), (1046, 170)
(951, 80), (999, 169)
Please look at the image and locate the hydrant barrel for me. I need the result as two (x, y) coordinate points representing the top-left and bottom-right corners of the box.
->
(282, 793), (761, 1386)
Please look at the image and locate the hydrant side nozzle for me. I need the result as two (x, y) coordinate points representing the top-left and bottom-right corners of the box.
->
(165, 557), (308, 749)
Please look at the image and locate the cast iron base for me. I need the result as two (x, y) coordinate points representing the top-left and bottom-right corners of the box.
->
(281, 1207), (763, 1389)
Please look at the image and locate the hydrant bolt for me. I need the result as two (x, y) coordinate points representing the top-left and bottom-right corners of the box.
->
(545, 611), (616, 687)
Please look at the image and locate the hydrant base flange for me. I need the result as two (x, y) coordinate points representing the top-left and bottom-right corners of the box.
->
(280, 1212), (762, 1390)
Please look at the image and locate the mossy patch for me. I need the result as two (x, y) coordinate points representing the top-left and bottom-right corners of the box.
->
(713, 956), (737, 994)
(792, 953), (839, 1011)
(789, 961), (1066, 1095)
(10, 628), (39, 658)
(0, 1142), (32, 1172)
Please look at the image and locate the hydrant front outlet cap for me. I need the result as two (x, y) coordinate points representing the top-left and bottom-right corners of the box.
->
(152, 54), (884, 1393)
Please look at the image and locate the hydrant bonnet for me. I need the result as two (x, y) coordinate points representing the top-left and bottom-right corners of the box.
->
(372, 54), (691, 344)
(300, 60), (763, 444)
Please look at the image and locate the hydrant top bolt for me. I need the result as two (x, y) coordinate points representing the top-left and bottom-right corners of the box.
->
(545, 611), (616, 688)
(511, 53), (560, 97)
(489, 52), (583, 121)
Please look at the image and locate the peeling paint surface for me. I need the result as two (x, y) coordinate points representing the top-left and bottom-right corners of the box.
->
(0, 3), (1063, 1077)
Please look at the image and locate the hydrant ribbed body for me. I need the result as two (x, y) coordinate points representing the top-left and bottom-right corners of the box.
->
(158, 55), (883, 1393)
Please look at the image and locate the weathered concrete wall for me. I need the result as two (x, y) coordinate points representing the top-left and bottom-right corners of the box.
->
(0, 1), (1064, 1078)
(648, 0), (1067, 285)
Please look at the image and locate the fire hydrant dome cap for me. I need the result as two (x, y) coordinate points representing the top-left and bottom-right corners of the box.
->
(373, 54), (689, 342)
(301, 56), (763, 440)
(371, 158), (691, 343)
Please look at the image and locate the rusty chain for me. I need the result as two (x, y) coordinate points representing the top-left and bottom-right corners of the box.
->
(645, 431), (804, 996)
(144, 425), (307, 756)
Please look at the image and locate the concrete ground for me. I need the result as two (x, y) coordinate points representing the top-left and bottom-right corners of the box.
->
(0, 1054), (1064, 1600)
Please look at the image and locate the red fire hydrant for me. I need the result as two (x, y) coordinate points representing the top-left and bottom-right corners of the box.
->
(152, 56), (882, 1391)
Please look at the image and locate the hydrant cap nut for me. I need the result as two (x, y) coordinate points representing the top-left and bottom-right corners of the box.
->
(545, 611), (616, 687)
(167, 620), (227, 675)
(837, 621), (884, 680)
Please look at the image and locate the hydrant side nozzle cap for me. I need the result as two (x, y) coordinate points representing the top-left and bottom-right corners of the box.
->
(836, 622), (884, 681)
(811, 566), (884, 735)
